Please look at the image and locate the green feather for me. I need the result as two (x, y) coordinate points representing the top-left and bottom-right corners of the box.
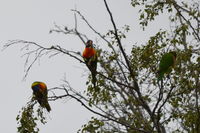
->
(84, 54), (98, 87)
(158, 52), (176, 80)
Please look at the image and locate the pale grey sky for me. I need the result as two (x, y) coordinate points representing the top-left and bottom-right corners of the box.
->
(0, 0), (168, 132)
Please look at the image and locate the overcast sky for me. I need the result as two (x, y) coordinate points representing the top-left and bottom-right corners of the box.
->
(0, 0), (169, 132)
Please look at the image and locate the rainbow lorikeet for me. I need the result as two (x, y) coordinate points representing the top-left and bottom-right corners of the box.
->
(82, 40), (97, 87)
(157, 51), (177, 81)
(31, 81), (51, 112)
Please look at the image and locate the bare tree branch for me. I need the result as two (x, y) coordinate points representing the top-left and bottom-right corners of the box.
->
(3, 40), (83, 79)
(48, 86), (149, 133)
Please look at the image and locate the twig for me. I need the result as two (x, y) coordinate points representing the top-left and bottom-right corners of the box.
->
(48, 86), (148, 132)
(3, 40), (84, 79)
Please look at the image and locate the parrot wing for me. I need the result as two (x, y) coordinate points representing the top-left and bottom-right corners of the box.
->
(32, 83), (51, 112)
(158, 53), (175, 80)
(36, 91), (51, 112)
(85, 54), (97, 87)
(39, 88), (51, 112)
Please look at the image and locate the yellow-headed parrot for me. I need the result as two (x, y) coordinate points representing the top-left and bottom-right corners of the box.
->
(82, 40), (97, 87)
(157, 51), (177, 81)
(31, 81), (51, 112)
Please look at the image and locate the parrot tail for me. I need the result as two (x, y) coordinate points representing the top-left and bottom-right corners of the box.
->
(157, 71), (164, 88)
(87, 57), (97, 88)
(157, 71), (164, 81)
(157, 71), (163, 85)
(45, 102), (51, 112)
(92, 72), (97, 87)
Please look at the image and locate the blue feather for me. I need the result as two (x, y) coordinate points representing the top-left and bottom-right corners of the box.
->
(32, 85), (40, 92)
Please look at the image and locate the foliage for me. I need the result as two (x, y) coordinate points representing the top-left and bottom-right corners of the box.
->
(78, 117), (104, 133)
(16, 100), (47, 133)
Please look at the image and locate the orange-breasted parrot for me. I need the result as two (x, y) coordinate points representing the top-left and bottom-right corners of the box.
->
(31, 81), (51, 112)
(157, 51), (177, 81)
(82, 40), (97, 87)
